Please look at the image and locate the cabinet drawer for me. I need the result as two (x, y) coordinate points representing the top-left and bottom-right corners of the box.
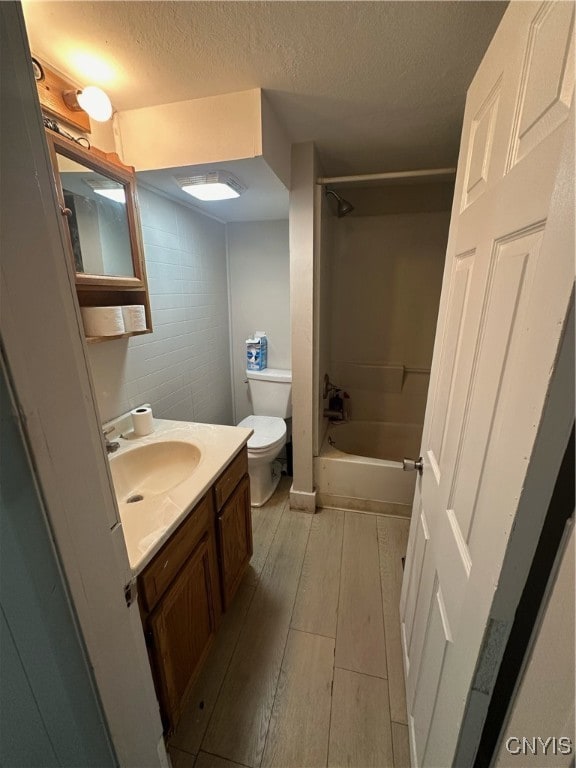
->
(213, 448), (248, 511)
(139, 493), (213, 612)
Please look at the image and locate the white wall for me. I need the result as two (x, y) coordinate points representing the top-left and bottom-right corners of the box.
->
(494, 523), (575, 767)
(227, 220), (290, 423)
(114, 89), (262, 171)
(114, 89), (291, 190)
(289, 142), (318, 511)
(87, 186), (233, 425)
(329, 202), (450, 427)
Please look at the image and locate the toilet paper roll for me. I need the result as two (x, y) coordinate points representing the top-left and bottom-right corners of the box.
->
(131, 406), (154, 437)
(80, 306), (125, 337)
(121, 305), (147, 333)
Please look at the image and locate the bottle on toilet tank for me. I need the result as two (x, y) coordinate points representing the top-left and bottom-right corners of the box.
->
(246, 331), (268, 371)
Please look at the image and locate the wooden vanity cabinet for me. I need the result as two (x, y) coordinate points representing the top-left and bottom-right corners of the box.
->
(138, 492), (221, 733)
(213, 448), (253, 610)
(138, 446), (252, 734)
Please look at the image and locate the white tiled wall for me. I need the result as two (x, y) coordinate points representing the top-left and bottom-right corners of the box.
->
(87, 186), (233, 425)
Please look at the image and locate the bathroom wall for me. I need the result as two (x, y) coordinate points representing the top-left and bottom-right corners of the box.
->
(289, 142), (319, 510)
(227, 219), (290, 423)
(87, 186), (233, 425)
(329, 182), (452, 428)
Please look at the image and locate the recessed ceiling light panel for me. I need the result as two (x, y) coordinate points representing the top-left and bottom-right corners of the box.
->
(176, 171), (246, 201)
(84, 177), (126, 203)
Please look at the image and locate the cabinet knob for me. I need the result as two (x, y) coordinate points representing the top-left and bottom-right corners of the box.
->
(60, 205), (72, 217)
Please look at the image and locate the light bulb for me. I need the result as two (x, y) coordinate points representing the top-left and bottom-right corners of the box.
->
(76, 86), (112, 122)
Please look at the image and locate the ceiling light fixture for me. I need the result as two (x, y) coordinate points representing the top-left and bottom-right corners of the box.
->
(63, 85), (113, 122)
(84, 178), (125, 203)
(176, 171), (246, 201)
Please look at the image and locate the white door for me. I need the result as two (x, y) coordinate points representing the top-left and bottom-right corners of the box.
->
(400, 2), (575, 766)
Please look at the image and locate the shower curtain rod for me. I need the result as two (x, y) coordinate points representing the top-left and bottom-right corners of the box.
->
(317, 167), (456, 185)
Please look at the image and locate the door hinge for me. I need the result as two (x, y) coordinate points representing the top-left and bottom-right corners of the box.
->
(124, 578), (137, 608)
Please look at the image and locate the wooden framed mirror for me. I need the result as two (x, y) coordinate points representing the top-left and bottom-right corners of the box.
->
(45, 129), (146, 288)
(44, 128), (153, 342)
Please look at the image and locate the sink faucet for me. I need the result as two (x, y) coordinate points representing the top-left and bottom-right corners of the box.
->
(103, 426), (120, 454)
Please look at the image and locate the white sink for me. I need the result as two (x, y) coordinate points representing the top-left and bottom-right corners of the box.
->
(104, 419), (252, 574)
(109, 440), (202, 504)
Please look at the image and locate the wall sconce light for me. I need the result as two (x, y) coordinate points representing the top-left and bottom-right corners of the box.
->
(63, 86), (113, 122)
(33, 57), (114, 133)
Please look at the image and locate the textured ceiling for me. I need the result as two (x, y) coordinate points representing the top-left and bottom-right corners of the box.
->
(23, 1), (507, 176)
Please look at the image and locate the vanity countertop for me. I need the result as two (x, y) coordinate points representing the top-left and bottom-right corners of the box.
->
(109, 418), (252, 575)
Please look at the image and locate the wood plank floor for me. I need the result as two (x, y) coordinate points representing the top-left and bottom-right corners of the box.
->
(170, 481), (411, 768)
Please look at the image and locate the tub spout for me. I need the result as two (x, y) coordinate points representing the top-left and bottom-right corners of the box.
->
(323, 409), (344, 420)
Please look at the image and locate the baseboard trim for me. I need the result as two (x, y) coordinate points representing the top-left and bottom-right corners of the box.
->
(316, 492), (411, 518)
(289, 486), (317, 514)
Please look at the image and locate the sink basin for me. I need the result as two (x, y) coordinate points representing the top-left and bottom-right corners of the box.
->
(110, 440), (202, 503)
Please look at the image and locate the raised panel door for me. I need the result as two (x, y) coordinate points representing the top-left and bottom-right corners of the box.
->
(148, 534), (218, 732)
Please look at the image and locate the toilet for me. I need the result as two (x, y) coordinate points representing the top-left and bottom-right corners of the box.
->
(238, 368), (292, 507)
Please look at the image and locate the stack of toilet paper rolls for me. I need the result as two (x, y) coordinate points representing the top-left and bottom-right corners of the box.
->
(80, 305), (147, 336)
(121, 305), (147, 332)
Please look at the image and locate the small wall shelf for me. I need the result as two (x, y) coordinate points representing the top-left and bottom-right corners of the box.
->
(85, 329), (151, 344)
(44, 128), (153, 344)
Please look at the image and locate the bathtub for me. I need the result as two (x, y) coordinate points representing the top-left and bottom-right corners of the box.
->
(314, 420), (423, 516)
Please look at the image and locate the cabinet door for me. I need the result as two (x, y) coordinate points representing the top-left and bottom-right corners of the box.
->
(217, 474), (253, 609)
(147, 533), (218, 732)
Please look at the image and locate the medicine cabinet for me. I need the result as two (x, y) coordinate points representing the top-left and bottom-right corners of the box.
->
(45, 128), (153, 343)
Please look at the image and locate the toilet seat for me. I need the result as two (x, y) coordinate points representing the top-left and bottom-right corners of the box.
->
(238, 415), (286, 452)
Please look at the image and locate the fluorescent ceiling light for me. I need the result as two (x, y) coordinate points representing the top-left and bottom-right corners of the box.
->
(84, 178), (126, 203)
(176, 171), (246, 201)
(93, 187), (126, 203)
(182, 183), (239, 201)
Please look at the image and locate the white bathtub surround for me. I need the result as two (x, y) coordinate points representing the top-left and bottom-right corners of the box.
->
(327, 419), (423, 463)
(314, 421), (419, 515)
(329, 207), (450, 427)
(312, 182), (451, 516)
(87, 186), (233, 425)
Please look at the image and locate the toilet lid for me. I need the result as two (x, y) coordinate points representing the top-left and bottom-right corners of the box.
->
(238, 415), (286, 450)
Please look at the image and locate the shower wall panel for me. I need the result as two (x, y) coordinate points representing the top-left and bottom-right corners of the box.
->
(330, 208), (450, 425)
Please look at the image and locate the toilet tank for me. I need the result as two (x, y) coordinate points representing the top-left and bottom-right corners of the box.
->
(247, 368), (292, 418)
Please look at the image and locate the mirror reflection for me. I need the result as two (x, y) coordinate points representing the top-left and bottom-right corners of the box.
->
(56, 152), (135, 277)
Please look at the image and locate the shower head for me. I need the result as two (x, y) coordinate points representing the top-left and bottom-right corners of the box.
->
(325, 187), (354, 217)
